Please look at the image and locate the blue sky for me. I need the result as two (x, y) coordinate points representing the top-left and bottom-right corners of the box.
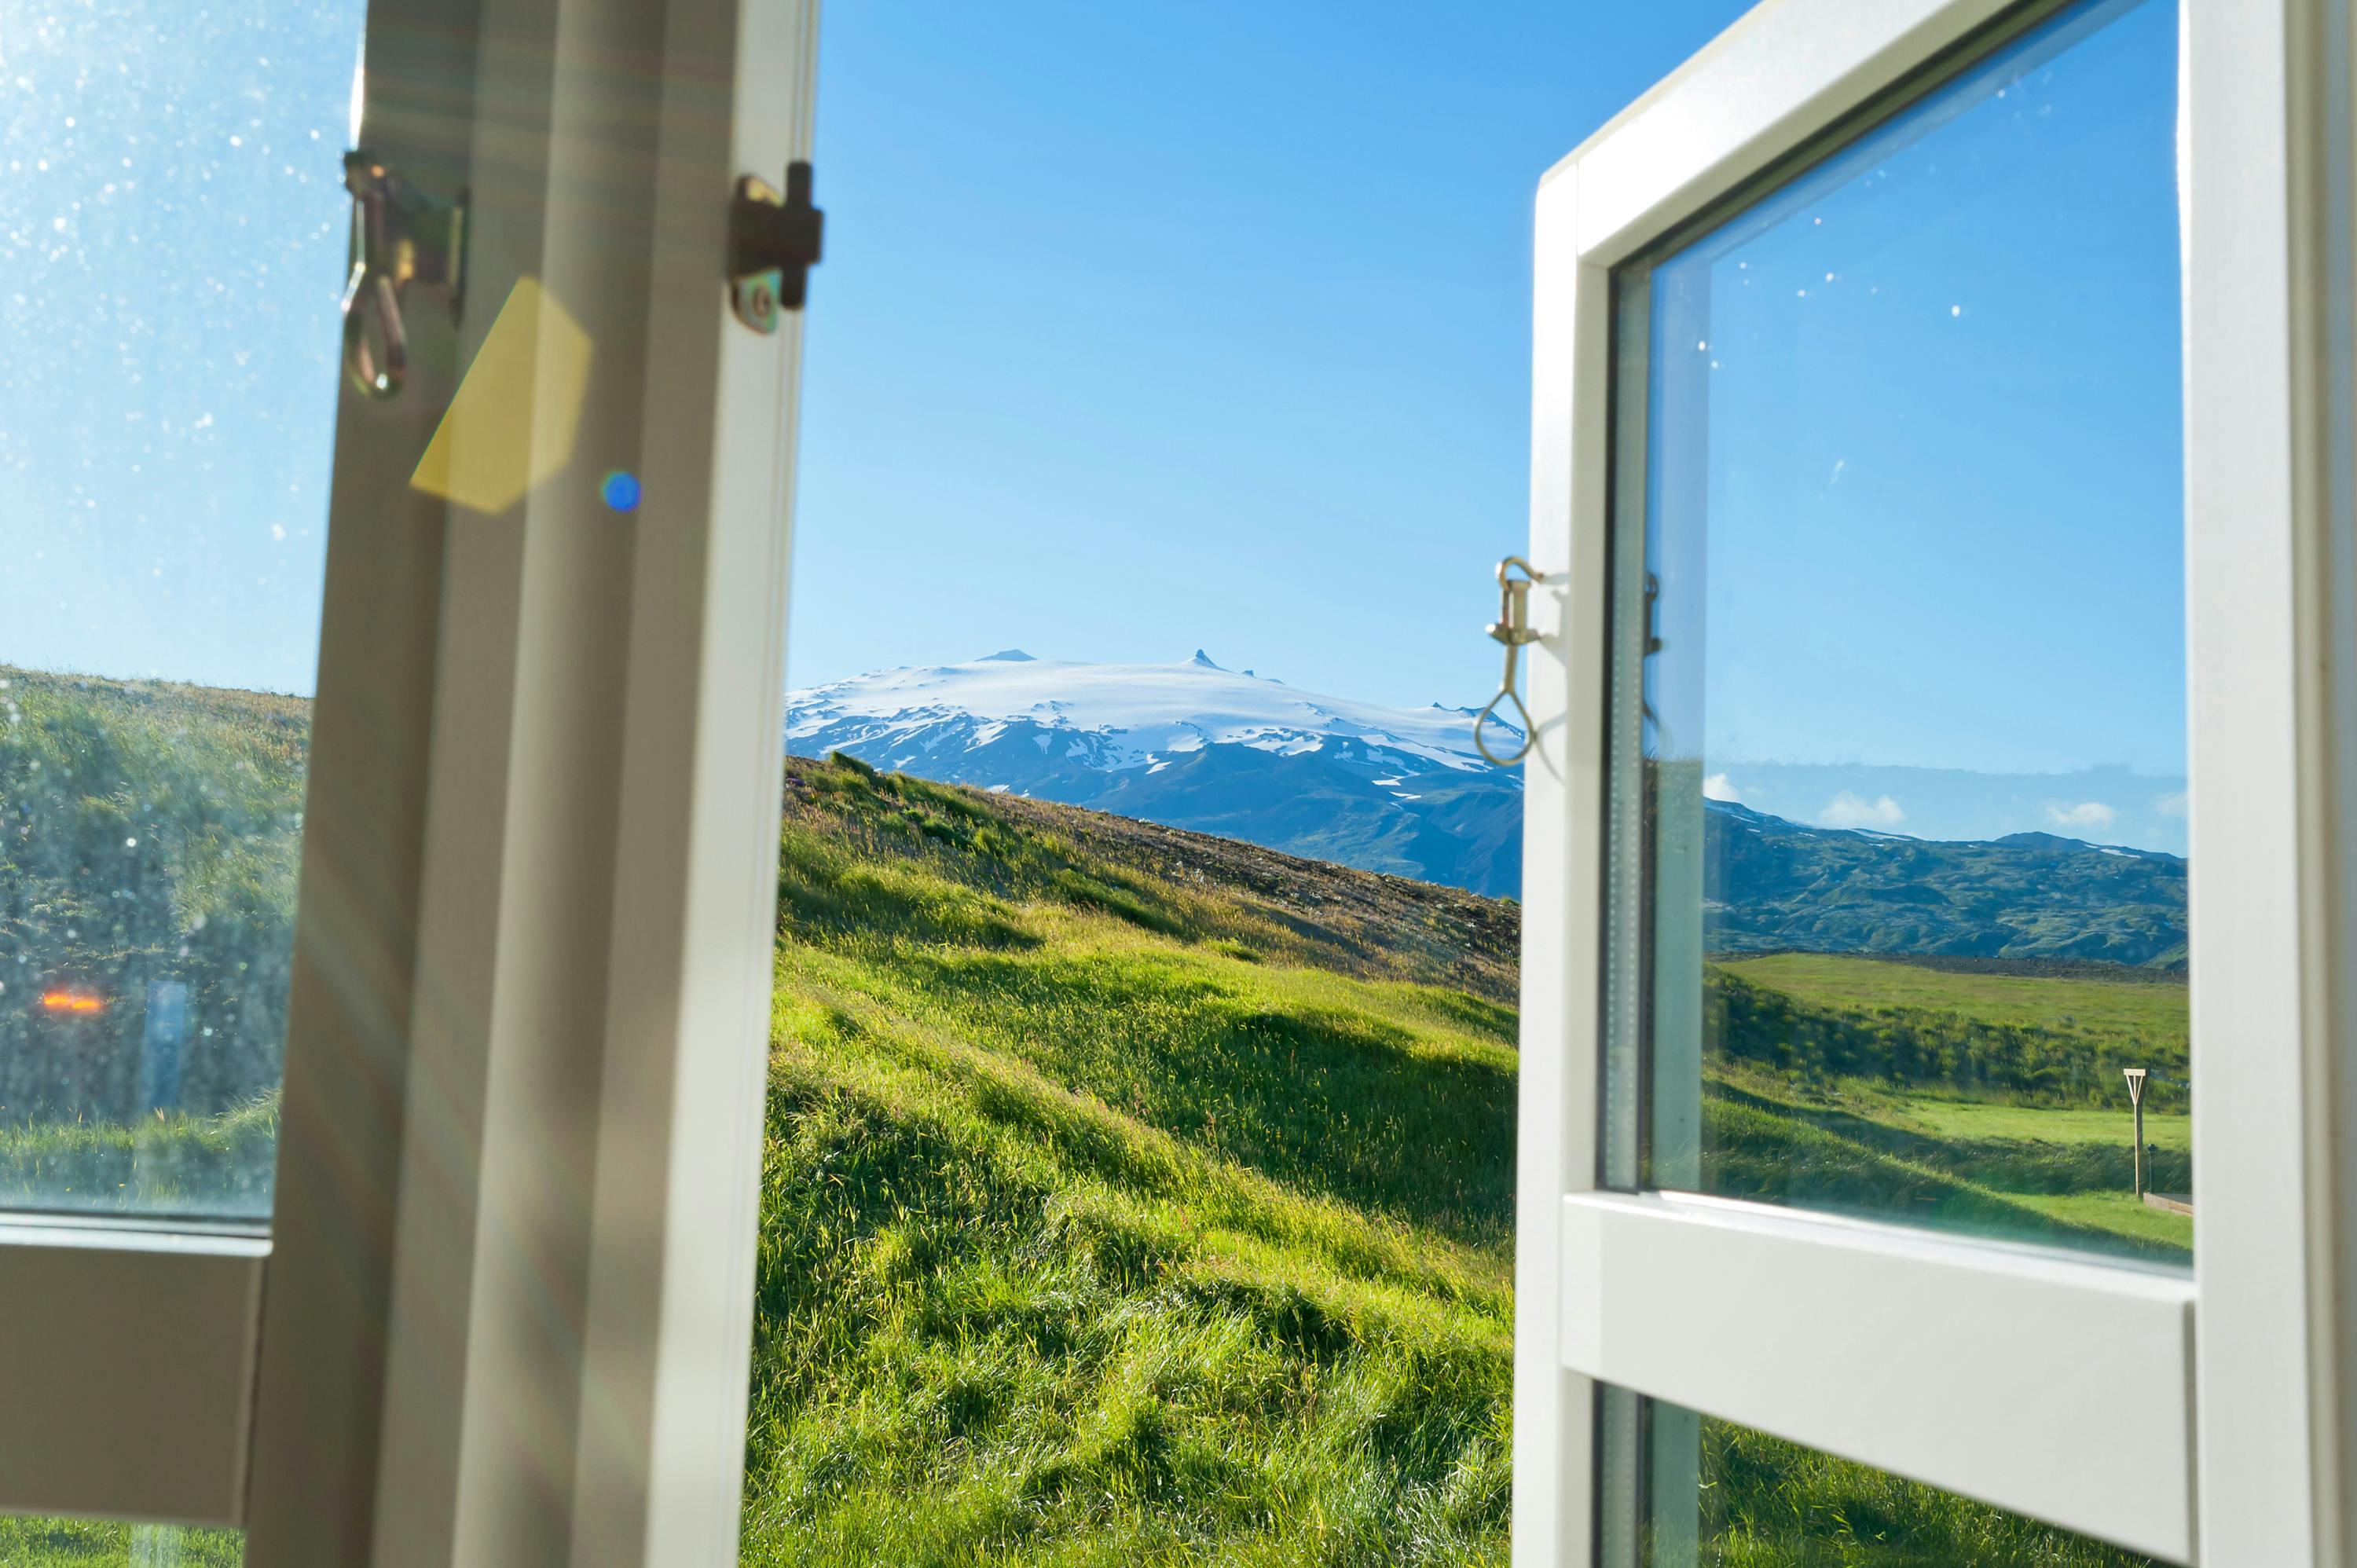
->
(786, 0), (1760, 709)
(1634, 0), (2185, 847)
(2, 0), (2189, 849)
(794, 0), (2187, 817)
(2, 0), (1750, 705)
(0, 0), (363, 695)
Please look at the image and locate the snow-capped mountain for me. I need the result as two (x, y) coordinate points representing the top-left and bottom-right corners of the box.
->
(786, 650), (1527, 896)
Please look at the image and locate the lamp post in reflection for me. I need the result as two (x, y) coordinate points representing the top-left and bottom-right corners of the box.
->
(140, 980), (190, 1113)
(2123, 1067), (2149, 1198)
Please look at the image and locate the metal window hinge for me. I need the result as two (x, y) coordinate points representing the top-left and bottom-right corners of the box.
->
(729, 161), (824, 333)
(340, 150), (468, 399)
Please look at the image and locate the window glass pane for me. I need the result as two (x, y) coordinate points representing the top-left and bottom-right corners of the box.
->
(0, 2), (364, 1218)
(1604, 0), (2189, 1263)
(0, 1517), (237, 1566)
(1603, 1389), (2155, 1566)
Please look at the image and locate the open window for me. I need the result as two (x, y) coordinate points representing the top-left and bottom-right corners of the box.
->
(12, 0), (2355, 1559)
(0, 0), (817, 1557)
(1514, 0), (2348, 1562)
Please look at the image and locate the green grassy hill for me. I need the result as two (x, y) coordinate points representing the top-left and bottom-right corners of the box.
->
(0, 666), (295, 1217)
(742, 754), (2171, 1563)
(0, 670), (2176, 1563)
(741, 753), (1519, 1565)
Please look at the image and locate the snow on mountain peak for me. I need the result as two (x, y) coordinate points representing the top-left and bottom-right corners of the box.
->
(786, 652), (1507, 775)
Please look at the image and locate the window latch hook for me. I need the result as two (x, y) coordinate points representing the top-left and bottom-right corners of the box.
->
(1475, 556), (1545, 767)
(728, 161), (825, 334)
(339, 150), (467, 400)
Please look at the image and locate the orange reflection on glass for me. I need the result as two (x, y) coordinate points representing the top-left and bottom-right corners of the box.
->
(39, 991), (106, 1014)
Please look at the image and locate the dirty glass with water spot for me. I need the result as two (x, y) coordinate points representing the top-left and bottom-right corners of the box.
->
(1601, 0), (2191, 1265)
(0, 0), (366, 1225)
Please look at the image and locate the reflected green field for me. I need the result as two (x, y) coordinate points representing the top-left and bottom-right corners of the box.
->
(1889, 1096), (2188, 1152)
(2009, 1189), (2191, 1251)
(1693, 1414), (2156, 1566)
(1699, 954), (2191, 1264)
(0, 1519), (239, 1566)
(1723, 953), (2187, 1056)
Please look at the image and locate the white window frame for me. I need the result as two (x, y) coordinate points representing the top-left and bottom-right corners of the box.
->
(0, 0), (819, 1558)
(1513, 0), (2349, 1563)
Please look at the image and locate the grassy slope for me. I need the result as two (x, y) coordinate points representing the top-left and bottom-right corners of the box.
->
(0, 665), (299, 1218)
(742, 755), (2167, 1564)
(741, 755), (1518, 1566)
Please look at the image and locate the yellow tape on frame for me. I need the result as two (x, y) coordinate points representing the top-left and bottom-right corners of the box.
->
(409, 277), (594, 515)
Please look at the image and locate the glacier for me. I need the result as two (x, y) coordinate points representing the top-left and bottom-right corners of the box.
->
(786, 650), (1527, 897)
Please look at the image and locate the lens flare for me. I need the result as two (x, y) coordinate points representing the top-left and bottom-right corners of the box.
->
(408, 277), (594, 514)
(40, 991), (104, 1014)
(600, 470), (642, 512)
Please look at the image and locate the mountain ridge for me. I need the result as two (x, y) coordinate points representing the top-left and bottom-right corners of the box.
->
(786, 655), (2188, 962)
(1705, 797), (2186, 966)
(786, 652), (1529, 896)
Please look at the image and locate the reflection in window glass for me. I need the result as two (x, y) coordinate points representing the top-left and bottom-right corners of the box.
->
(1604, 0), (2189, 1263)
(0, 2), (364, 1218)
(0, 1517), (237, 1566)
(1602, 1389), (2155, 1566)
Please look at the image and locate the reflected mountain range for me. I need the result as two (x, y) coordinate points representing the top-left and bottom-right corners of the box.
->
(785, 657), (2189, 964)
(1704, 800), (2185, 968)
(1699, 760), (2187, 859)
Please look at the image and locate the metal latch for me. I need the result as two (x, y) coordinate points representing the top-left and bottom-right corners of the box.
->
(1475, 557), (1547, 767)
(340, 150), (467, 399)
(728, 161), (824, 333)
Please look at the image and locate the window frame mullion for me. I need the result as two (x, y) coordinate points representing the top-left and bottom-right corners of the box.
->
(246, 0), (821, 1561)
(2182, 0), (2347, 1559)
(240, 0), (486, 1554)
(1510, 159), (1608, 1568)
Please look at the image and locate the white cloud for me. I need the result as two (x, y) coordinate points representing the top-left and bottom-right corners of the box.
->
(1819, 792), (1904, 830)
(2154, 791), (2188, 819)
(1703, 772), (1743, 803)
(2047, 800), (2117, 832)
